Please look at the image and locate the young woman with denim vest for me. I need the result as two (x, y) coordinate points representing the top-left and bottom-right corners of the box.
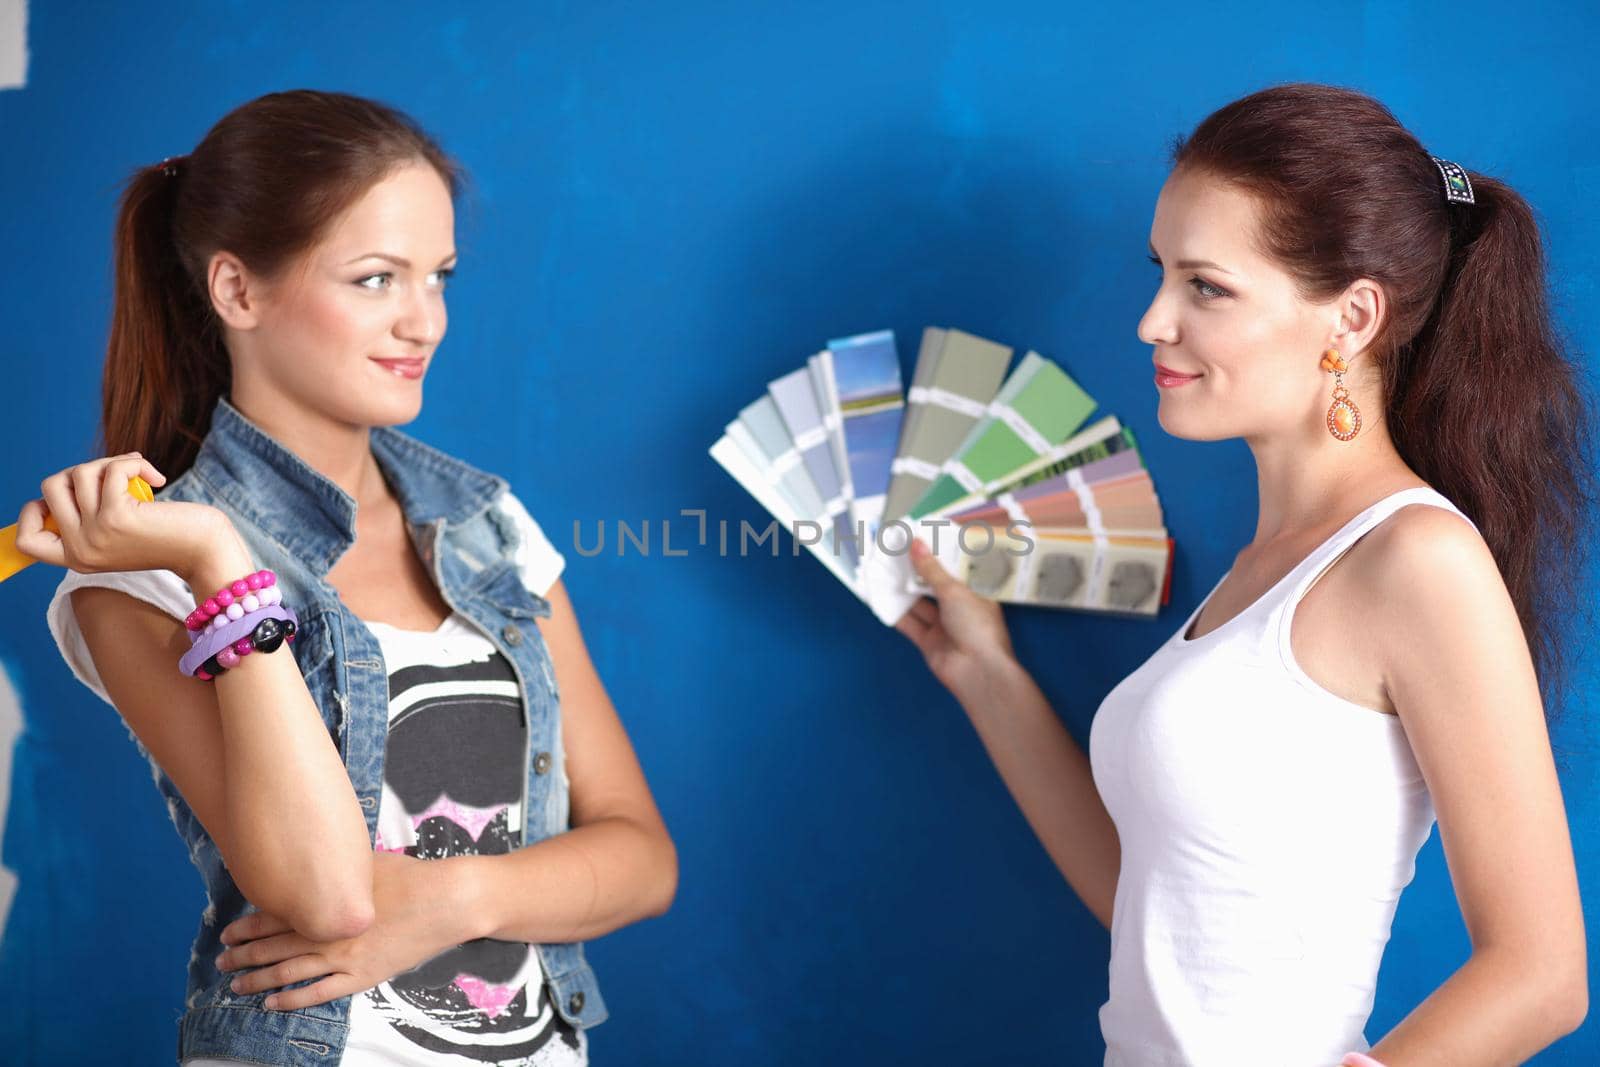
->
(896, 85), (1590, 1065)
(17, 90), (676, 1065)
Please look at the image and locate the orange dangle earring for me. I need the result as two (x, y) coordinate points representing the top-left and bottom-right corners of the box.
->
(1320, 348), (1361, 441)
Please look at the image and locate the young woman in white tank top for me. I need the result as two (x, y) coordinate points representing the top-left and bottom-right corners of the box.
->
(896, 84), (1590, 1066)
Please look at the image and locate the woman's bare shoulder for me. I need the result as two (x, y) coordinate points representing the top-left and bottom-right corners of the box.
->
(1352, 499), (1515, 654)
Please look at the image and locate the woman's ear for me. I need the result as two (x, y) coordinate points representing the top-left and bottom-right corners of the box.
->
(207, 250), (265, 331)
(1331, 277), (1387, 366)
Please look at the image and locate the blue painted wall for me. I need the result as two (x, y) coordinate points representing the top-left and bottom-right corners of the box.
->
(1, 2), (1595, 1062)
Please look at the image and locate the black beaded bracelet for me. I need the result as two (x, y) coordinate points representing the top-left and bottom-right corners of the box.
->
(196, 617), (298, 681)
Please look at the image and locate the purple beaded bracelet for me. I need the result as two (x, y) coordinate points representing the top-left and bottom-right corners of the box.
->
(194, 613), (299, 680)
(179, 604), (298, 679)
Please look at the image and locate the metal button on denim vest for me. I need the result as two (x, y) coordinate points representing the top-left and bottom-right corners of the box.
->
(145, 396), (605, 1064)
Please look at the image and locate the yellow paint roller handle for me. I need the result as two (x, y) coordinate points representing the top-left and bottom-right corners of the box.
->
(0, 475), (156, 583)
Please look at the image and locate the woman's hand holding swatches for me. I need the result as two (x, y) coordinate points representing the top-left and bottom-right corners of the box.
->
(895, 538), (1019, 704)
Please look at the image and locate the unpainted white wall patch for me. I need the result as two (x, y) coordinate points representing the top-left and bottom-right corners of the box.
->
(0, 663), (21, 932)
(0, 0), (28, 91)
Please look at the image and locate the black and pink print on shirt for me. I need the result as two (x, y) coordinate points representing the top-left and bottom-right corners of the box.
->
(343, 616), (582, 1066)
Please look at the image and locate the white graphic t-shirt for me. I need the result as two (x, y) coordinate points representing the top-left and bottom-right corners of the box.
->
(340, 609), (584, 1066)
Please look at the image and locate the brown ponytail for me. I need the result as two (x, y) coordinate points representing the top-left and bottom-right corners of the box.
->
(104, 157), (228, 479)
(1171, 83), (1596, 721)
(102, 90), (468, 477)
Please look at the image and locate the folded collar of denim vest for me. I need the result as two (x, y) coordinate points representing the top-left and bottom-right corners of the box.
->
(188, 395), (508, 575)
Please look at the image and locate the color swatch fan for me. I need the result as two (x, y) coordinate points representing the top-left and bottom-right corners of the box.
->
(711, 328), (1175, 626)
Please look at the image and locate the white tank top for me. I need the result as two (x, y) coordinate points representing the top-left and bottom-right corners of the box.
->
(1088, 486), (1477, 1067)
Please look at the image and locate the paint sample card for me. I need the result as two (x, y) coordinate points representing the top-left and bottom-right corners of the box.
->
(769, 366), (857, 571)
(730, 398), (855, 576)
(913, 524), (1173, 617)
(908, 352), (1097, 519)
(987, 420), (1139, 499)
(949, 451), (1158, 530)
(808, 351), (855, 515)
(825, 329), (905, 542)
(709, 436), (863, 600)
(737, 397), (826, 519)
(917, 416), (1131, 521)
(884, 328), (1013, 522)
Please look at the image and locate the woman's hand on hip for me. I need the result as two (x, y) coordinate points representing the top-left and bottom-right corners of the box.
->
(896, 537), (1019, 704)
(216, 851), (472, 1010)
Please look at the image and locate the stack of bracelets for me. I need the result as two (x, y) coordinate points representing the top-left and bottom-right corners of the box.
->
(178, 569), (300, 681)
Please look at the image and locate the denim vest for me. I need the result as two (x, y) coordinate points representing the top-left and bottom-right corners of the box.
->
(148, 396), (605, 1064)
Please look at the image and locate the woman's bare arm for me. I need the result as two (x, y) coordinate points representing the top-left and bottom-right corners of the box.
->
(210, 576), (677, 1011)
(945, 650), (1120, 930)
(899, 541), (1120, 930)
(444, 578), (678, 944)
(71, 535), (375, 943)
(20, 453), (375, 943)
(1358, 507), (1586, 1065)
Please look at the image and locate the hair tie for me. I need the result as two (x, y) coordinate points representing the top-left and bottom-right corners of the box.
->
(1428, 156), (1475, 205)
(158, 154), (186, 179)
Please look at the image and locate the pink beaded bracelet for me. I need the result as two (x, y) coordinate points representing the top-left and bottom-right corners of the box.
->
(1341, 1053), (1387, 1067)
(185, 570), (279, 633)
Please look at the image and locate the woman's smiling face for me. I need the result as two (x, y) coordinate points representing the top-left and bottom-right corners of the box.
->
(224, 161), (458, 430)
(1138, 168), (1343, 444)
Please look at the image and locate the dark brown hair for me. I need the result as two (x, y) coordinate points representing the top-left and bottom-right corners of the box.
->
(1171, 82), (1595, 722)
(103, 89), (467, 477)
